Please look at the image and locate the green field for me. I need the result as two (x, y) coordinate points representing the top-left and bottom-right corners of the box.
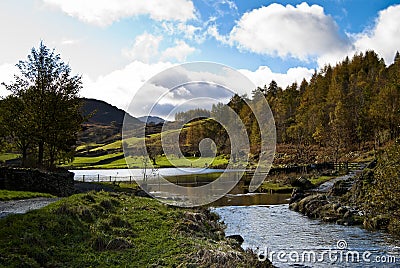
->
(0, 153), (20, 162)
(67, 153), (229, 169)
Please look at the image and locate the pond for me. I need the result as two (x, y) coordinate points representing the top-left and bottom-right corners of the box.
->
(70, 168), (226, 182)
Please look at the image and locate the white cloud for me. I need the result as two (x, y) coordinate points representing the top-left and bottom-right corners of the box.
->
(81, 61), (173, 115)
(206, 0), (238, 17)
(160, 22), (206, 44)
(123, 34), (196, 63)
(43, 0), (196, 27)
(207, 25), (230, 44)
(354, 4), (400, 65)
(226, 2), (351, 62)
(239, 66), (314, 89)
(161, 40), (196, 62)
(177, 23), (203, 42)
(60, 38), (81, 46)
(123, 32), (163, 63)
(0, 63), (18, 97)
(79, 59), (315, 120)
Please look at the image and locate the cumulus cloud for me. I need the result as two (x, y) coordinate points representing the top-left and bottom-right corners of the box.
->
(123, 34), (196, 63)
(354, 4), (400, 65)
(161, 40), (196, 62)
(123, 32), (163, 63)
(239, 66), (314, 89)
(43, 0), (196, 27)
(229, 2), (351, 61)
(81, 61), (174, 116)
(207, 25), (230, 44)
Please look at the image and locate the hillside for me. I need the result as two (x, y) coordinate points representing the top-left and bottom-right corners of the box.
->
(81, 98), (141, 126)
(78, 98), (144, 145)
(137, 115), (165, 124)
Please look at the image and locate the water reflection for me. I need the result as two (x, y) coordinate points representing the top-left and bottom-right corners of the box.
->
(210, 193), (290, 207)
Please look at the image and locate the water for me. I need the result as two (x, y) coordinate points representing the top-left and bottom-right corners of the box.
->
(70, 168), (226, 181)
(212, 204), (400, 267)
(210, 193), (290, 207)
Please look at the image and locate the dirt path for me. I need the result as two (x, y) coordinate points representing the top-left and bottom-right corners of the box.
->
(0, 182), (116, 219)
(0, 197), (60, 218)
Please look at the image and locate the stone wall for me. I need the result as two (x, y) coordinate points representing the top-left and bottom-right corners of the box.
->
(0, 168), (74, 196)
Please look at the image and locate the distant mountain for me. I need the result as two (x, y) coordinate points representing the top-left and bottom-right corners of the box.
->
(81, 98), (141, 126)
(137, 116), (166, 124)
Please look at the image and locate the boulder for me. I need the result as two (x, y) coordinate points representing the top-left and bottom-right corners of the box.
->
(290, 176), (314, 190)
(289, 188), (306, 204)
(227, 235), (244, 246)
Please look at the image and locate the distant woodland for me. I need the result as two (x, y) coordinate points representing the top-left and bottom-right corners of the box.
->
(178, 51), (400, 164)
(2, 48), (400, 168)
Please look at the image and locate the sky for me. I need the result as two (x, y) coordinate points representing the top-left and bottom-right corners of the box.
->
(0, 0), (400, 118)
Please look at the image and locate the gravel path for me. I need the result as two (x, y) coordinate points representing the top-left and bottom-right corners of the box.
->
(0, 197), (60, 219)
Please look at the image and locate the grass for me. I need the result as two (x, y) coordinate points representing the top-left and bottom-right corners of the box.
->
(0, 191), (264, 267)
(92, 140), (122, 151)
(0, 190), (55, 201)
(76, 143), (104, 152)
(155, 155), (228, 168)
(259, 175), (336, 193)
(259, 181), (294, 193)
(65, 153), (127, 169)
(0, 153), (20, 162)
(66, 153), (229, 169)
(309, 176), (335, 186)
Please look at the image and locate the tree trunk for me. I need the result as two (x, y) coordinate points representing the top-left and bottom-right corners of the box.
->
(22, 145), (27, 167)
(38, 141), (44, 166)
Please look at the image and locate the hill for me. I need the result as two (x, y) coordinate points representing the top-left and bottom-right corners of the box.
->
(137, 115), (165, 124)
(81, 98), (141, 126)
(78, 98), (144, 145)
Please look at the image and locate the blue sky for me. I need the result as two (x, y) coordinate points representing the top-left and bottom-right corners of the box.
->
(0, 0), (400, 117)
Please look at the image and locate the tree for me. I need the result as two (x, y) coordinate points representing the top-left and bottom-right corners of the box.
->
(1, 42), (84, 168)
(0, 96), (35, 165)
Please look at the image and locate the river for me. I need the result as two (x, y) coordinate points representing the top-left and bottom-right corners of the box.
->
(70, 169), (400, 267)
(212, 203), (400, 267)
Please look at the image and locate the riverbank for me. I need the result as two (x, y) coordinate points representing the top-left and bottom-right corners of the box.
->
(288, 168), (366, 226)
(289, 144), (400, 236)
(0, 191), (272, 267)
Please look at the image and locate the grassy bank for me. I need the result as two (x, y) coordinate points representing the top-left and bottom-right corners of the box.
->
(0, 191), (270, 267)
(0, 190), (55, 201)
(259, 175), (336, 193)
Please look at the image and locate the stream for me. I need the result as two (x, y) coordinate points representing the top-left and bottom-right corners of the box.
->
(212, 202), (400, 267)
(3, 168), (397, 267)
